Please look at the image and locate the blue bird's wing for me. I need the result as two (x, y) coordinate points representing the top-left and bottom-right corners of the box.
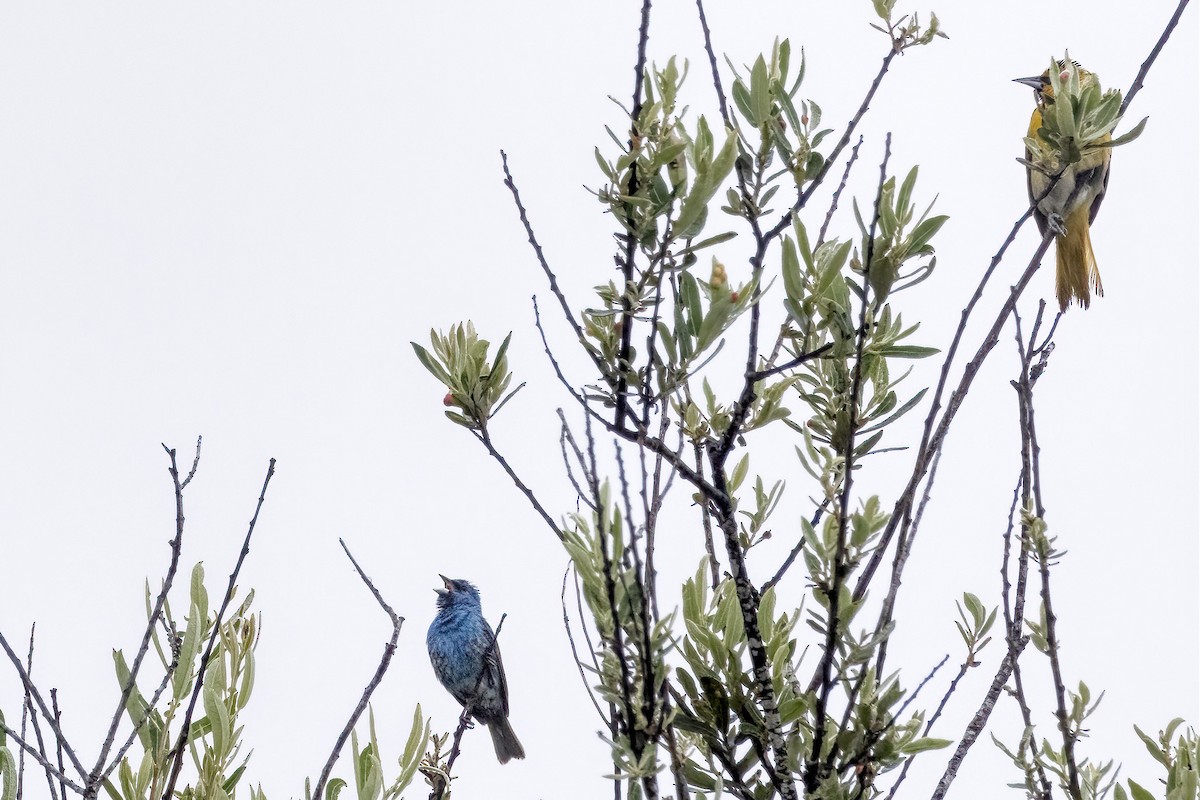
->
(487, 629), (511, 718)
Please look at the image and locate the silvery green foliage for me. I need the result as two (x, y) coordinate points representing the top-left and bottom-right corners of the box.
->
(416, 16), (959, 795)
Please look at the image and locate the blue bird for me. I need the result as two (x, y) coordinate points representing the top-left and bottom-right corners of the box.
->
(426, 575), (525, 764)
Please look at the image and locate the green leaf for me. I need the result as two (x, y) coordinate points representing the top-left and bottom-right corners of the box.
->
(1127, 780), (1155, 800)
(396, 705), (429, 793)
(1105, 116), (1149, 148)
(411, 342), (452, 386)
(750, 56), (771, 126)
(907, 214), (949, 252)
(324, 779), (347, 800)
(900, 737), (952, 754)
(681, 271), (703, 337)
(731, 80), (753, 125)
(174, 603), (202, 700)
(0, 747), (17, 800)
(1136, 725), (1170, 768)
(676, 231), (738, 257)
(203, 682), (230, 759)
(963, 592), (984, 627)
(223, 765), (247, 795)
(728, 454), (750, 493)
(190, 562), (209, 630)
(878, 345), (939, 359)
(896, 166), (918, 224)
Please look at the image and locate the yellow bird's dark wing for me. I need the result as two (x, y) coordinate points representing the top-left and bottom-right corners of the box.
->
(1087, 152), (1112, 225)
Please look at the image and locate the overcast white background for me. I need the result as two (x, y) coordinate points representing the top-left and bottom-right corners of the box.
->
(1, 2), (1196, 798)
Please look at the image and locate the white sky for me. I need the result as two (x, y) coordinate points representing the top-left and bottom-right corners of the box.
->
(1, 2), (1196, 799)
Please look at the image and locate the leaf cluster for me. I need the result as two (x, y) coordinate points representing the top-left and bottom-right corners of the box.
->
(412, 322), (522, 430)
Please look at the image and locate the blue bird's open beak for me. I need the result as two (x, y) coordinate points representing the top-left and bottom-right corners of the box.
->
(435, 574), (453, 595)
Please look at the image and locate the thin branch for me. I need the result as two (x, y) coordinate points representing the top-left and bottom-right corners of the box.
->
(839, 654), (948, 785)
(533, 295), (716, 501)
(612, 0), (656, 432)
(16, 624), (62, 800)
(161, 457), (276, 800)
(92, 438), (202, 785)
(1007, 313), (1056, 800)
(51, 690), (68, 800)
(1012, 314), (1081, 800)
(1119, 0), (1191, 115)
(473, 426), (563, 540)
(930, 636), (1029, 800)
(99, 652), (179, 785)
(853, 226), (1054, 604)
(502, 153), (606, 380)
(694, 0), (730, 125)
(0, 721), (79, 797)
(17, 623), (33, 800)
(873, 445), (944, 676)
(180, 435), (203, 489)
(885, 656), (964, 800)
(311, 540), (405, 800)
(748, 343), (834, 381)
(693, 442), (721, 591)
(809, 133), (892, 793)
(761, 502), (827, 593)
(817, 137), (865, 246)
(779, 48), (899, 238)
(561, 567), (609, 723)
(0, 629), (87, 782)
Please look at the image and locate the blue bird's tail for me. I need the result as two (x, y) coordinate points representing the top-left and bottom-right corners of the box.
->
(488, 718), (525, 764)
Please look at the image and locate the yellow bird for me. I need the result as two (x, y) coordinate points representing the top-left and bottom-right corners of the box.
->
(1016, 64), (1112, 311)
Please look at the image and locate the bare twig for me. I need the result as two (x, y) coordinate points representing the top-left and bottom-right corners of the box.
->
(0, 720), (79, 797)
(1012, 312), (1081, 800)
(180, 435), (203, 489)
(782, 48), (899, 236)
(1120, 0), (1191, 115)
(473, 426), (563, 540)
(853, 226), (1054, 606)
(761, 502), (828, 593)
(17, 623), (33, 800)
(51, 690), (68, 800)
(502, 153), (607, 381)
(930, 637), (1029, 800)
(0, 627), (87, 783)
(560, 567), (609, 723)
(160, 457), (276, 800)
(885, 655), (966, 800)
(310, 540), (405, 800)
(873, 446), (945, 676)
(92, 438), (202, 788)
(532, 296), (717, 498)
(817, 137), (865, 246)
(16, 624), (62, 800)
(1005, 321), (1056, 800)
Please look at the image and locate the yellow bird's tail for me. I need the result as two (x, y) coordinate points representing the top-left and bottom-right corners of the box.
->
(1055, 203), (1104, 311)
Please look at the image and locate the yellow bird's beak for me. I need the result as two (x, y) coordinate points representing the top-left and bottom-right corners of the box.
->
(1013, 76), (1045, 90)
